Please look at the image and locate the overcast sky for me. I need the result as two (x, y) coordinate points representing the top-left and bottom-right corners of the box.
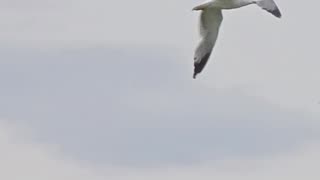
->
(1, 0), (320, 179)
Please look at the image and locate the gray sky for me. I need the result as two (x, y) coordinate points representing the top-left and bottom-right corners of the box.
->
(1, 0), (320, 179)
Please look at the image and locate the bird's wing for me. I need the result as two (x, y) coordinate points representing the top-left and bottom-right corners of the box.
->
(256, 0), (282, 18)
(193, 8), (223, 79)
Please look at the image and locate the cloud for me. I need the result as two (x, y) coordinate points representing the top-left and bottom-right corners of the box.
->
(0, 120), (104, 180)
(2, 0), (319, 114)
(0, 47), (319, 166)
(0, 119), (320, 180)
(1, 1), (319, 179)
(0, 0), (198, 47)
(1, 0), (320, 113)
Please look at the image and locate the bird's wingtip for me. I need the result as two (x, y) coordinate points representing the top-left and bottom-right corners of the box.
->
(193, 73), (197, 79)
(193, 53), (211, 80)
(271, 8), (282, 18)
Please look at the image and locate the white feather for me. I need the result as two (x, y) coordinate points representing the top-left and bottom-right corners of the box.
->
(193, 8), (223, 78)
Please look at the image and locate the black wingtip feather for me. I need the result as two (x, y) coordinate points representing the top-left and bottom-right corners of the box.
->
(270, 7), (282, 18)
(193, 53), (211, 79)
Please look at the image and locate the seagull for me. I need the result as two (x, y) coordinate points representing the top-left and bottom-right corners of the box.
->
(192, 0), (281, 79)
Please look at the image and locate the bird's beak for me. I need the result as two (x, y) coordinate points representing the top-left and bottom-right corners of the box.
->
(192, 4), (207, 11)
(192, 6), (202, 11)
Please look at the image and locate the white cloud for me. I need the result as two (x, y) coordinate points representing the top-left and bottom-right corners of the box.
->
(1, 0), (320, 177)
(0, 47), (319, 165)
(1, 119), (320, 180)
(0, 0), (198, 47)
(0, 120), (105, 180)
(1, 0), (320, 114)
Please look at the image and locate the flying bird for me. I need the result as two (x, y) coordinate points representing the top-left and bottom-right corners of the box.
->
(192, 0), (281, 79)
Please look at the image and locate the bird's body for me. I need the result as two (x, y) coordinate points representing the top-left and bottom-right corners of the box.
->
(192, 0), (281, 79)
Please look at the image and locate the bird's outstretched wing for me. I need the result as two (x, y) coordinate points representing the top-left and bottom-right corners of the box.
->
(256, 0), (282, 18)
(193, 8), (223, 79)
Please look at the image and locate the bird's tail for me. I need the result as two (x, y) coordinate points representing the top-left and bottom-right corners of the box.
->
(256, 0), (282, 18)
